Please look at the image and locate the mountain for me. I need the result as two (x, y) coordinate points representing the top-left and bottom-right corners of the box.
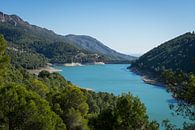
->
(130, 32), (195, 121)
(64, 34), (136, 62)
(0, 12), (136, 69)
(130, 32), (195, 75)
(0, 12), (62, 42)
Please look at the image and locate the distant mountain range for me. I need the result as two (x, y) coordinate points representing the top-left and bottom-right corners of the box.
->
(65, 34), (135, 61)
(0, 11), (136, 69)
(130, 32), (195, 75)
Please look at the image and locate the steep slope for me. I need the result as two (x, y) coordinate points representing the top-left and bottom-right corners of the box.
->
(65, 34), (136, 62)
(130, 32), (195, 74)
(0, 12), (135, 68)
(0, 12), (64, 43)
(0, 11), (92, 67)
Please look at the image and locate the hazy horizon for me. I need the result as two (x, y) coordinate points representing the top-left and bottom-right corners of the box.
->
(1, 0), (195, 55)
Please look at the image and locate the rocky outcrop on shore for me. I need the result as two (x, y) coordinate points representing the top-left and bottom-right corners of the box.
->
(129, 67), (164, 87)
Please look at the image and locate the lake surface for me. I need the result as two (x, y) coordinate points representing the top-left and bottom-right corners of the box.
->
(54, 64), (191, 129)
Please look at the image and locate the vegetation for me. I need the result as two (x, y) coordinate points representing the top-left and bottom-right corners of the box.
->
(0, 84), (66, 130)
(0, 35), (158, 129)
(88, 93), (159, 130)
(0, 22), (103, 67)
(0, 34), (10, 85)
(162, 71), (195, 119)
(0, 12), (134, 69)
(130, 32), (195, 129)
(131, 32), (195, 74)
(28, 41), (105, 64)
(64, 34), (136, 62)
(161, 70), (195, 130)
(7, 48), (48, 69)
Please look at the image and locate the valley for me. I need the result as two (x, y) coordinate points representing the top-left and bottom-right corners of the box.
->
(0, 7), (194, 130)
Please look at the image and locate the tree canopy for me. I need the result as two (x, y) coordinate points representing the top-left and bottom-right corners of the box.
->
(0, 35), (159, 130)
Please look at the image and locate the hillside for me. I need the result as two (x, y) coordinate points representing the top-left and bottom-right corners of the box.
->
(65, 34), (136, 62)
(0, 12), (135, 69)
(129, 33), (195, 121)
(130, 32), (195, 75)
(0, 35), (159, 130)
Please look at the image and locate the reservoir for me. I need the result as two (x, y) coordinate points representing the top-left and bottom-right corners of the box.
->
(54, 64), (192, 129)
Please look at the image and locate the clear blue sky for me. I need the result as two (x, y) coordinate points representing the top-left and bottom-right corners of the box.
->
(0, 0), (195, 55)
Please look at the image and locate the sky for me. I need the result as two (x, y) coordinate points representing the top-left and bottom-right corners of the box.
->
(0, 0), (195, 55)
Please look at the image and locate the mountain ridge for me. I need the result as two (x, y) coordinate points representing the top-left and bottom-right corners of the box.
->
(130, 32), (195, 79)
(0, 11), (136, 68)
(64, 34), (135, 61)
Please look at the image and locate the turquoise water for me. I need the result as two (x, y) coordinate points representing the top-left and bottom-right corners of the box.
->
(54, 64), (191, 129)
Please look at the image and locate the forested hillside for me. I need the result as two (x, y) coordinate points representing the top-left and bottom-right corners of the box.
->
(0, 12), (135, 69)
(0, 35), (158, 130)
(0, 14), (103, 68)
(130, 32), (195, 129)
(65, 34), (136, 63)
(131, 32), (195, 74)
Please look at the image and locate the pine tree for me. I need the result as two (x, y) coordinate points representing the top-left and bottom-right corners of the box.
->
(0, 35), (10, 86)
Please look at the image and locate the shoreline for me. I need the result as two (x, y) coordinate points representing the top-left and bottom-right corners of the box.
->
(27, 62), (107, 74)
(27, 65), (62, 75)
(55, 61), (132, 67)
(63, 62), (105, 67)
(141, 76), (163, 87)
(64, 62), (83, 67)
(130, 67), (164, 87)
